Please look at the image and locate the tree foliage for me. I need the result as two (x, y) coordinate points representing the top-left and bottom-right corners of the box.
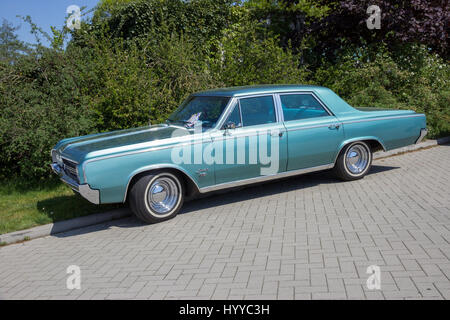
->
(0, 19), (30, 64)
(327, 0), (449, 58)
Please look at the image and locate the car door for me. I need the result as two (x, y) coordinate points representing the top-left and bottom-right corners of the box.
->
(212, 95), (288, 185)
(278, 92), (343, 171)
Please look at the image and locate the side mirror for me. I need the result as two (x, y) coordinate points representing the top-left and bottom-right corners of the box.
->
(224, 121), (236, 130)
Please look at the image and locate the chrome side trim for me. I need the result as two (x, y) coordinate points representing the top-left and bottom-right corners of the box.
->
(198, 163), (334, 193)
(415, 128), (428, 144)
(211, 128), (281, 143)
(82, 139), (208, 183)
(286, 122), (338, 132)
(342, 114), (423, 125)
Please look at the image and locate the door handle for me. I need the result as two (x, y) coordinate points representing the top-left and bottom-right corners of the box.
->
(328, 124), (340, 130)
(271, 131), (284, 137)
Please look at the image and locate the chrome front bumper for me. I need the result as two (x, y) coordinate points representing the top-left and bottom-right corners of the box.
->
(415, 128), (428, 144)
(51, 163), (100, 204)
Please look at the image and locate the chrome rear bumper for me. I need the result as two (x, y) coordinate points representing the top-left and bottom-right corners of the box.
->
(415, 128), (428, 144)
(51, 163), (100, 204)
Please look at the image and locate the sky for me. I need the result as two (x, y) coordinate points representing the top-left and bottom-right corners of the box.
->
(1, 0), (100, 46)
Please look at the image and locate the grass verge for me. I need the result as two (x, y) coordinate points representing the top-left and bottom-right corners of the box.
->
(0, 179), (122, 235)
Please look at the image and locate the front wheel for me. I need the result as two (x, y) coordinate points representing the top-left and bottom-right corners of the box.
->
(129, 171), (184, 224)
(334, 141), (372, 181)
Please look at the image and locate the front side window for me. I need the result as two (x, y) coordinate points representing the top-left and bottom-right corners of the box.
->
(239, 96), (276, 127)
(280, 94), (329, 121)
(222, 103), (242, 129)
(167, 96), (230, 128)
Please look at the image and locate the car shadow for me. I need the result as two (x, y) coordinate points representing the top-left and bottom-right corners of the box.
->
(180, 164), (399, 214)
(37, 193), (122, 224)
(50, 164), (399, 238)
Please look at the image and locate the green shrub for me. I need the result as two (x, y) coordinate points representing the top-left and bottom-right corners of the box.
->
(209, 7), (306, 86)
(0, 48), (95, 181)
(313, 45), (450, 138)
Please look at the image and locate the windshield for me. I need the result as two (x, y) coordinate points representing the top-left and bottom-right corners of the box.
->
(167, 96), (230, 129)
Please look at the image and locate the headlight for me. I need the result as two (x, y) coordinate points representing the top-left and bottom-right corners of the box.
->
(53, 151), (62, 165)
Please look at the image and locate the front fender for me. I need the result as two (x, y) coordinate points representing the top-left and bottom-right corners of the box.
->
(123, 163), (201, 203)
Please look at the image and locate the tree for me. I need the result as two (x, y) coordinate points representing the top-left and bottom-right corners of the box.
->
(87, 0), (235, 46)
(0, 19), (30, 65)
(316, 0), (449, 59)
(244, 0), (335, 51)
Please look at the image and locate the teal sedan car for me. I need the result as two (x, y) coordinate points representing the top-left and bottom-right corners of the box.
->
(51, 85), (427, 223)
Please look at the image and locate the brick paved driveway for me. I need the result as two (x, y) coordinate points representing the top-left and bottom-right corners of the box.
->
(1, 145), (449, 300)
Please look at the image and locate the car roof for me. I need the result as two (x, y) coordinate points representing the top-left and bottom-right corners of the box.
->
(192, 84), (326, 97)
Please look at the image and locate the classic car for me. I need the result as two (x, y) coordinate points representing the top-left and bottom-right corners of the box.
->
(51, 85), (427, 223)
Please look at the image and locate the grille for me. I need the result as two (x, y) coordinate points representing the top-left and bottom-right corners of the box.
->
(62, 158), (79, 183)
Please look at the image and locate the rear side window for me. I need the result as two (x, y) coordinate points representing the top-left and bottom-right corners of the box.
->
(280, 94), (329, 121)
(239, 96), (276, 127)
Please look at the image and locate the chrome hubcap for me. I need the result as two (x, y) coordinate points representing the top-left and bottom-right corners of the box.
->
(147, 177), (179, 215)
(345, 144), (369, 174)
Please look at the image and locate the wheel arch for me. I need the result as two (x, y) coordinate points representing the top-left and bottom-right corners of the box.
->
(334, 137), (385, 165)
(123, 164), (200, 203)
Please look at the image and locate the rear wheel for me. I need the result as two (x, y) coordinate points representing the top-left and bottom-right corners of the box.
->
(334, 141), (372, 181)
(129, 171), (184, 224)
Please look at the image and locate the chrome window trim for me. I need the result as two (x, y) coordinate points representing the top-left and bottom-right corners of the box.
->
(235, 94), (279, 127)
(166, 95), (232, 132)
(199, 163), (334, 193)
(273, 93), (284, 122)
(214, 97), (238, 130)
(220, 100), (243, 129)
(238, 101), (244, 127)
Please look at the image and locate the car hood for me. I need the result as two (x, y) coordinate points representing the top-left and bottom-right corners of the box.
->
(55, 124), (192, 163)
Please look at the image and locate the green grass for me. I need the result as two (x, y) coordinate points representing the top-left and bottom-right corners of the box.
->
(0, 179), (122, 235)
